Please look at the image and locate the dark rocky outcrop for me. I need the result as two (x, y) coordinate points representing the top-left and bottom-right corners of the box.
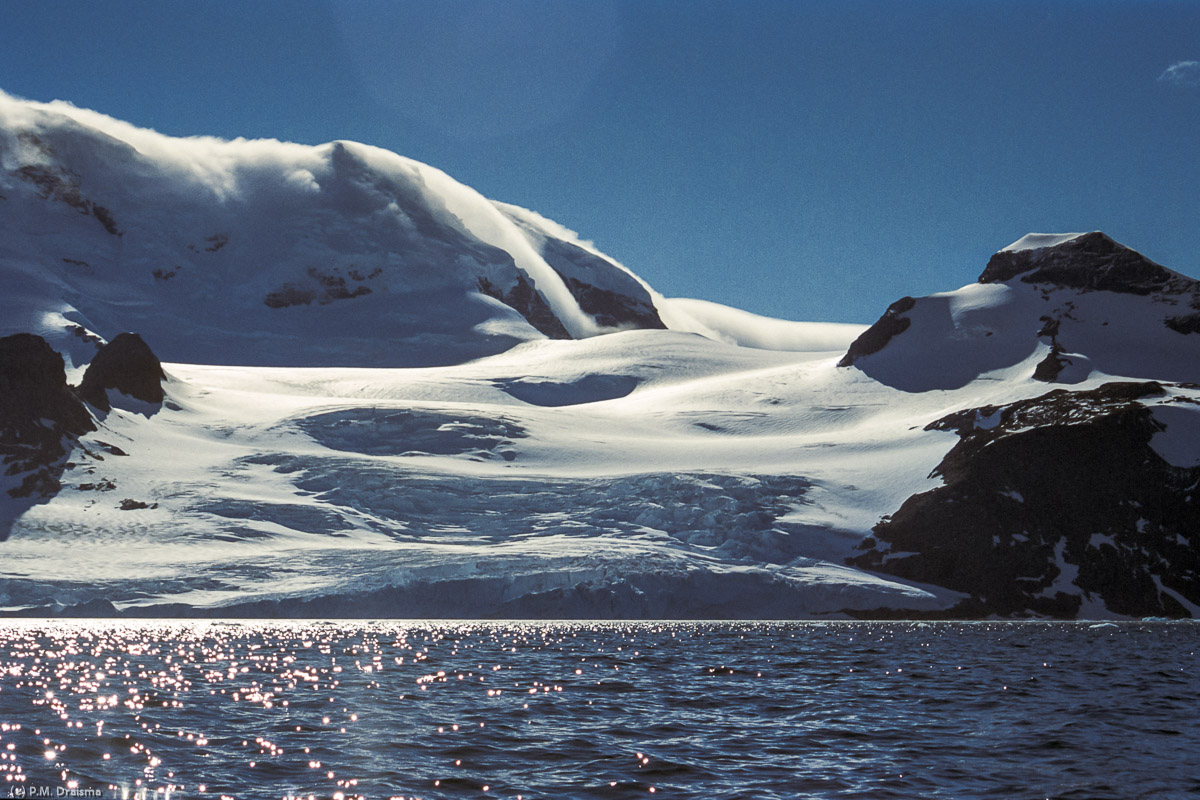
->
(186, 233), (228, 253)
(850, 381), (1200, 618)
(499, 208), (667, 331)
(91, 204), (122, 237)
(308, 268), (372, 302)
(1031, 316), (1075, 383)
(837, 296), (915, 367)
(841, 233), (1200, 373)
(538, 238), (666, 329)
(1165, 313), (1200, 335)
(477, 275), (571, 339)
(264, 267), (375, 308)
(0, 334), (95, 500)
(263, 284), (317, 308)
(119, 498), (156, 511)
(14, 162), (122, 236)
(979, 232), (1197, 296)
(79, 333), (166, 412)
(57, 598), (119, 617)
(1032, 343), (1069, 382)
(560, 275), (667, 330)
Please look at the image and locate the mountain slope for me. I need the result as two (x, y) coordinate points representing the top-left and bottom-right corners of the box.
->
(839, 232), (1200, 391)
(852, 380), (1200, 618)
(841, 232), (1200, 617)
(2, 93), (1198, 619)
(0, 90), (680, 368)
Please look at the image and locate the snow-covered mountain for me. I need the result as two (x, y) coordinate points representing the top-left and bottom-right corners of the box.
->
(2, 91), (1197, 619)
(2, 90), (848, 368)
(840, 231), (1200, 617)
(0, 91), (649, 368)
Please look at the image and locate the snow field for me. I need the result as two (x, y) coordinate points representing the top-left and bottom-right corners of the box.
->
(3, 329), (968, 616)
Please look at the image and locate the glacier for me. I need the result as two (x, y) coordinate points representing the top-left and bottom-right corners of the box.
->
(2, 89), (1198, 619)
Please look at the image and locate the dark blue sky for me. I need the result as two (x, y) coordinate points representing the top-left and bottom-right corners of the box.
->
(2, 0), (1197, 322)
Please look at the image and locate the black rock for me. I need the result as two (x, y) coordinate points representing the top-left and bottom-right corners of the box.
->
(79, 333), (166, 411)
(57, 597), (119, 617)
(263, 267), (374, 308)
(0, 333), (95, 500)
(978, 232), (1197, 296)
(1165, 313), (1200, 335)
(837, 296), (915, 368)
(500, 208), (667, 331)
(118, 498), (154, 511)
(477, 275), (572, 339)
(560, 274), (667, 330)
(850, 381), (1200, 618)
(539, 238), (666, 330)
(1032, 344), (1069, 382)
(15, 162), (122, 236)
(263, 284), (316, 308)
(841, 233), (1200, 372)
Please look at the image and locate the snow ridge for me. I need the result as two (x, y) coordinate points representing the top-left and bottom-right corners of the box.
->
(1001, 232), (1091, 252)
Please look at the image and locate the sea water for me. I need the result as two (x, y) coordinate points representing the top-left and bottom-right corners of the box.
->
(0, 620), (1195, 799)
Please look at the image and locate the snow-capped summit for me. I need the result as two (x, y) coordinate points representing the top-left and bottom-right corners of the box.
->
(0, 90), (675, 368)
(980, 231), (1200, 297)
(0, 90), (870, 366)
(838, 231), (1200, 390)
(998, 232), (1092, 253)
(837, 235), (1200, 618)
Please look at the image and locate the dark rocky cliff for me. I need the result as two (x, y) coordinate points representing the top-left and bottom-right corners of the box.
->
(538, 237), (666, 330)
(477, 276), (571, 339)
(850, 381), (1200, 618)
(837, 296), (915, 368)
(79, 333), (166, 412)
(0, 333), (95, 500)
(978, 232), (1198, 296)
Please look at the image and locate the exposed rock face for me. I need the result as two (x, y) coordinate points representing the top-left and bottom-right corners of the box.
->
(1031, 346), (1069, 382)
(497, 206), (667, 332)
(1165, 313), (1200, 335)
(839, 233), (1200, 388)
(11, 133), (123, 236)
(837, 296), (915, 367)
(264, 267), (377, 308)
(477, 276), (571, 339)
(79, 333), (166, 412)
(0, 333), (95, 499)
(560, 274), (666, 330)
(538, 238), (666, 330)
(979, 232), (1197, 296)
(262, 285), (317, 308)
(850, 382), (1200, 618)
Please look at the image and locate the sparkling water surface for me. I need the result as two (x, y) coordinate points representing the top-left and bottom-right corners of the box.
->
(0, 620), (1195, 800)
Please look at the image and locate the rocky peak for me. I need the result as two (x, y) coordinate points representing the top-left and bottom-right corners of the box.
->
(979, 231), (1196, 296)
(0, 333), (95, 499)
(79, 333), (166, 412)
(836, 296), (915, 368)
(1, 334), (78, 418)
(850, 381), (1200, 618)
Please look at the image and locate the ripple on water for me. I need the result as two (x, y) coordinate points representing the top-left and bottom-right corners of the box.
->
(0, 620), (1194, 799)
